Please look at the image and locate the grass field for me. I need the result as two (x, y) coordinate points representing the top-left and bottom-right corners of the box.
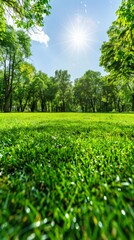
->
(0, 113), (134, 240)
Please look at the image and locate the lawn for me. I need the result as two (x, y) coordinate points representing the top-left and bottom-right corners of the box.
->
(0, 113), (134, 240)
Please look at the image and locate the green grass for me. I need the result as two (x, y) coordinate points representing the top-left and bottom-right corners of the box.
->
(0, 113), (134, 240)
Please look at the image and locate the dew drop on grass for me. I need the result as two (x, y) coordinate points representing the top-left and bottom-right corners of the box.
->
(34, 221), (41, 227)
(85, 196), (90, 203)
(51, 220), (55, 227)
(98, 221), (103, 228)
(71, 182), (75, 185)
(128, 177), (132, 183)
(31, 186), (35, 191)
(116, 175), (120, 182)
(104, 196), (107, 201)
(121, 182), (130, 186)
(27, 233), (36, 240)
(43, 218), (48, 224)
(75, 223), (79, 230)
(65, 213), (69, 219)
(25, 207), (30, 213)
(73, 217), (76, 223)
(121, 210), (126, 216)
(42, 234), (48, 240)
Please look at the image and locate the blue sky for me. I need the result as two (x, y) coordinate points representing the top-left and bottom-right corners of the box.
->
(29, 0), (122, 81)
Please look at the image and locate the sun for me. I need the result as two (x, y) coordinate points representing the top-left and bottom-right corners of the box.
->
(68, 26), (89, 51)
(63, 14), (95, 54)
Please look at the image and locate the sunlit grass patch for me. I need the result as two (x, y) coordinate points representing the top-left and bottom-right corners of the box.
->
(0, 113), (134, 239)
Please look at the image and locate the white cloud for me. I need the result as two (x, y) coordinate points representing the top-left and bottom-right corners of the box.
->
(28, 27), (50, 47)
(5, 9), (50, 47)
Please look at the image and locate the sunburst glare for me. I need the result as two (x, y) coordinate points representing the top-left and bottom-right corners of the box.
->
(63, 14), (96, 55)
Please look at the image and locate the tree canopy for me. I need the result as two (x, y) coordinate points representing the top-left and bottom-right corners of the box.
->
(0, 0), (51, 36)
(100, 0), (134, 110)
(100, 0), (134, 75)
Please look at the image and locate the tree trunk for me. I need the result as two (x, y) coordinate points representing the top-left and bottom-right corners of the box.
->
(132, 93), (134, 111)
(10, 93), (12, 111)
(62, 100), (65, 112)
(90, 99), (95, 112)
(117, 99), (121, 112)
(3, 53), (15, 112)
(4, 97), (10, 112)
(41, 101), (46, 112)
(31, 100), (37, 112)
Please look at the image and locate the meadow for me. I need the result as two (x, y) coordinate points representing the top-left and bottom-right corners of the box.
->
(0, 113), (134, 240)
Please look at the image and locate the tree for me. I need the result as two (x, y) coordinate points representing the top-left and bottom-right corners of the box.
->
(33, 71), (50, 112)
(101, 75), (126, 112)
(116, 0), (134, 73)
(100, 0), (134, 110)
(54, 70), (73, 112)
(0, 0), (51, 34)
(0, 70), (4, 111)
(118, 74), (134, 111)
(74, 70), (102, 112)
(47, 77), (58, 112)
(100, 0), (134, 74)
(28, 78), (40, 112)
(0, 25), (31, 112)
(14, 62), (36, 112)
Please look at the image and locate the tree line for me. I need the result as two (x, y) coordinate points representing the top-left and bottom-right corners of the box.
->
(0, 0), (134, 112)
